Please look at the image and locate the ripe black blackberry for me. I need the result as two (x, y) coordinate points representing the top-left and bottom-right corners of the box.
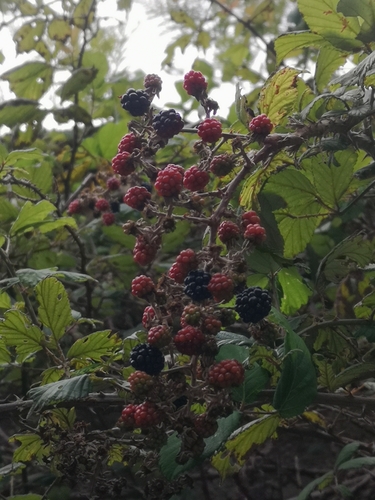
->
(152, 109), (184, 139)
(129, 343), (165, 375)
(120, 89), (150, 116)
(184, 270), (212, 302)
(235, 286), (272, 323)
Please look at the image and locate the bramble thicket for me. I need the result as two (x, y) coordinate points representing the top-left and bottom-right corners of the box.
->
(1, 0), (375, 499)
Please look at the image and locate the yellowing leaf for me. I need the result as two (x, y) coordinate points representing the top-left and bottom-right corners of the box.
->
(258, 68), (300, 126)
(13, 20), (45, 53)
(224, 414), (280, 464)
(303, 411), (326, 428)
(36, 277), (73, 345)
(10, 434), (49, 463)
(47, 18), (71, 42)
(0, 337), (11, 364)
(297, 0), (362, 50)
(0, 310), (44, 362)
(315, 46), (348, 91)
(72, 0), (95, 29)
(67, 330), (120, 361)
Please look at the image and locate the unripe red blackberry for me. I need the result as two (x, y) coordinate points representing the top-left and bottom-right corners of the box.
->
(128, 370), (155, 396)
(130, 342), (165, 375)
(102, 212), (115, 226)
(118, 132), (142, 154)
(131, 275), (155, 298)
(244, 223), (267, 244)
(142, 306), (156, 329)
(133, 236), (159, 266)
(120, 404), (137, 427)
(147, 324), (172, 348)
(123, 186), (151, 211)
(176, 249), (198, 271)
(154, 165), (183, 197)
(183, 70), (208, 99)
(168, 262), (187, 284)
(174, 326), (205, 356)
(235, 286), (272, 323)
(112, 151), (135, 177)
(144, 73), (163, 95)
(67, 199), (82, 215)
(134, 401), (162, 428)
(181, 304), (202, 327)
(194, 413), (218, 438)
(106, 176), (121, 191)
(207, 273), (234, 302)
(249, 114), (273, 136)
(218, 221), (241, 244)
(241, 210), (261, 227)
(208, 359), (245, 388)
(152, 109), (184, 139)
(120, 88), (150, 116)
(183, 166), (210, 192)
(184, 270), (212, 302)
(209, 154), (235, 177)
(202, 315), (222, 335)
(197, 118), (222, 143)
(95, 198), (110, 212)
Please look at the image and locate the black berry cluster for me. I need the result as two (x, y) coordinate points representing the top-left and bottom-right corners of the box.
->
(120, 89), (150, 116)
(235, 287), (272, 323)
(130, 343), (165, 375)
(152, 109), (184, 139)
(184, 270), (212, 302)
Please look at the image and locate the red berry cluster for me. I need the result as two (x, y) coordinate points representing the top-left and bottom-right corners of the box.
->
(217, 210), (267, 247)
(249, 114), (273, 137)
(131, 275), (155, 298)
(168, 249), (198, 284)
(120, 401), (162, 429)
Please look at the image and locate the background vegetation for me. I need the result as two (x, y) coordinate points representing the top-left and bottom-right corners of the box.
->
(1, 0), (375, 498)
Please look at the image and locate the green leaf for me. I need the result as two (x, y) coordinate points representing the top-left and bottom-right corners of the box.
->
(0, 99), (41, 127)
(13, 20), (45, 54)
(8, 496), (43, 500)
(232, 364), (270, 404)
(275, 31), (325, 64)
(72, 0), (95, 28)
(315, 46), (348, 91)
(82, 121), (128, 160)
(273, 327), (317, 418)
(13, 268), (95, 288)
(47, 18), (71, 42)
(160, 412), (241, 480)
(330, 49), (375, 87)
(337, 0), (375, 43)
(338, 456), (375, 470)
(297, 0), (362, 50)
(59, 67), (98, 101)
(314, 356), (335, 391)
(309, 154), (354, 209)
(5, 148), (44, 166)
(0, 291), (12, 309)
(0, 462), (26, 479)
(67, 330), (120, 361)
(38, 216), (77, 233)
(1, 62), (53, 100)
(0, 336), (11, 364)
(10, 434), (49, 462)
(27, 374), (92, 412)
(216, 331), (254, 347)
(170, 10), (196, 28)
(0, 310), (44, 362)
(10, 200), (56, 235)
(224, 413), (280, 465)
(277, 267), (312, 315)
(335, 442), (361, 468)
(215, 344), (249, 363)
(296, 472), (334, 500)
(331, 363), (375, 391)
(36, 277), (73, 345)
(258, 68), (301, 126)
(264, 169), (323, 257)
(53, 105), (92, 126)
(41, 366), (65, 385)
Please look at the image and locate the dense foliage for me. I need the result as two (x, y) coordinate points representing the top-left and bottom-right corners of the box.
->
(1, 0), (375, 499)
